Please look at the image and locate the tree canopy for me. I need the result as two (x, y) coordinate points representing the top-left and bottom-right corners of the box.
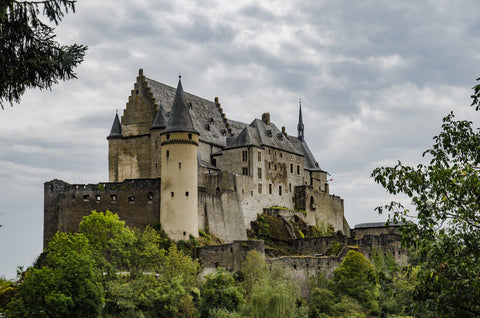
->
(0, 0), (87, 108)
(372, 91), (480, 315)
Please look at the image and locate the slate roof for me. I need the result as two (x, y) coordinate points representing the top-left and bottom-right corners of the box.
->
(145, 77), (231, 146)
(225, 118), (302, 155)
(288, 136), (324, 171)
(162, 79), (198, 134)
(150, 103), (167, 130)
(143, 75), (323, 170)
(107, 113), (122, 139)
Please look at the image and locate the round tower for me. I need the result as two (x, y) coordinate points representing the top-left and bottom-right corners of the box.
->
(160, 78), (199, 240)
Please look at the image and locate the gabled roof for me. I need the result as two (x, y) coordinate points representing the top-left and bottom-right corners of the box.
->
(107, 113), (122, 139)
(224, 118), (302, 155)
(145, 77), (233, 146)
(162, 79), (198, 134)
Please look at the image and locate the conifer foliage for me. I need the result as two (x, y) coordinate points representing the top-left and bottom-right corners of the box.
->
(0, 0), (87, 108)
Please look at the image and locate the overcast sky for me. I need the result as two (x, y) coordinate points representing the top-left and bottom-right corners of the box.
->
(1, 0), (479, 279)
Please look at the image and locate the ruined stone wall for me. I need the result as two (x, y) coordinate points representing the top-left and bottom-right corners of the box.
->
(295, 185), (345, 232)
(269, 256), (342, 297)
(197, 240), (265, 271)
(44, 179), (160, 248)
(291, 232), (407, 266)
(349, 234), (408, 266)
(291, 234), (347, 256)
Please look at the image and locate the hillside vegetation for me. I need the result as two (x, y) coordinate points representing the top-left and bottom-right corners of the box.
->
(0, 211), (432, 317)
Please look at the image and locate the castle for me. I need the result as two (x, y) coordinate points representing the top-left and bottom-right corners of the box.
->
(44, 69), (406, 291)
(44, 69), (349, 247)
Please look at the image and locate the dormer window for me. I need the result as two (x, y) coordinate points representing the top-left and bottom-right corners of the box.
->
(188, 102), (193, 109)
(266, 130), (272, 137)
(209, 117), (214, 124)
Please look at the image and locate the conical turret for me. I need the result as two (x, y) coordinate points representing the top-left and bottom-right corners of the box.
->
(162, 78), (198, 134)
(150, 103), (167, 130)
(107, 112), (122, 139)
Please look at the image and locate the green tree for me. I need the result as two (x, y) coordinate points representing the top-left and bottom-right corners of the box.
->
(5, 232), (103, 317)
(79, 210), (136, 279)
(240, 251), (302, 318)
(0, 0), (87, 108)
(372, 110), (480, 316)
(199, 268), (245, 317)
(308, 287), (336, 317)
(332, 250), (379, 313)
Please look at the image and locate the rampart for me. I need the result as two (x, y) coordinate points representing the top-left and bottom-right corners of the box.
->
(197, 240), (265, 271)
(44, 178), (161, 248)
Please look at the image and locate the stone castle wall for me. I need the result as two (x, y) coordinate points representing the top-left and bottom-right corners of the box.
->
(197, 240), (265, 271)
(44, 179), (161, 248)
(198, 171), (247, 242)
(291, 232), (407, 266)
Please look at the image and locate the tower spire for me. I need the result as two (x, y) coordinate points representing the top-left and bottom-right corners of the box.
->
(162, 77), (198, 134)
(107, 111), (122, 139)
(297, 99), (304, 141)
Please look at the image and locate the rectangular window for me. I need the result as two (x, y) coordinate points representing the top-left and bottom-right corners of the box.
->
(290, 163), (293, 173)
(258, 183), (262, 194)
(289, 183), (292, 192)
(279, 185), (282, 195)
(242, 150), (248, 162)
(269, 184), (272, 194)
(297, 165), (300, 175)
(258, 151), (262, 162)
(257, 168), (262, 179)
(242, 167), (248, 175)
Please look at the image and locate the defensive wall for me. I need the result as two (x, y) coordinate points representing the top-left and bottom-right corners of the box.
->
(197, 240), (265, 271)
(44, 179), (161, 248)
